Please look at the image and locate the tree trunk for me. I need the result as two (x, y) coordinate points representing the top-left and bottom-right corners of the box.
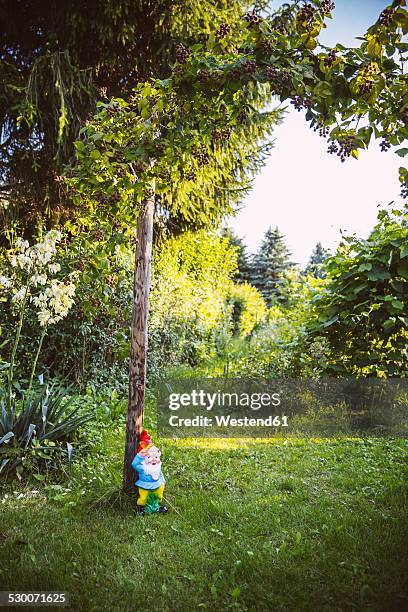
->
(123, 193), (155, 493)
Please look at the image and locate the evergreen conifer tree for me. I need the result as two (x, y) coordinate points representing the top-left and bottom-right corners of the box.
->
(221, 229), (252, 284)
(251, 226), (293, 305)
(305, 242), (329, 278)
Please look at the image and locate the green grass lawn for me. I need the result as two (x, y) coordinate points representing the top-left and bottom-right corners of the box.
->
(1, 427), (407, 611)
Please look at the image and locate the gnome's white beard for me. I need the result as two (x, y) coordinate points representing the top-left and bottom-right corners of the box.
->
(144, 461), (161, 480)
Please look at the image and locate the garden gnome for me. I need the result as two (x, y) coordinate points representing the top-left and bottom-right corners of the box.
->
(131, 429), (168, 515)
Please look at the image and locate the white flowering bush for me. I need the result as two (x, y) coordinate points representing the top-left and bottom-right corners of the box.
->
(0, 232), (92, 480)
(4, 231), (76, 325)
(0, 230), (78, 399)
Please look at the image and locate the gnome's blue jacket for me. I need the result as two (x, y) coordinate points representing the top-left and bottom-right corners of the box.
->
(131, 453), (166, 490)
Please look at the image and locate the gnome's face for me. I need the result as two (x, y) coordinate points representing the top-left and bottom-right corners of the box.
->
(141, 445), (162, 480)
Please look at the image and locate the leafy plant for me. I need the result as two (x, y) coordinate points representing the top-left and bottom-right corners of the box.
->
(27, 228), (242, 388)
(0, 231), (78, 404)
(309, 206), (408, 376)
(0, 383), (93, 479)
(227, 282), (267, 337)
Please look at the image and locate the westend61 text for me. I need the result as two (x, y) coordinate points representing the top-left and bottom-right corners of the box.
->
(168, 415), (289, 427)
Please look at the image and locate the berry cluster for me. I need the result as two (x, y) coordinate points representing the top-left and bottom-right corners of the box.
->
(324, 49), (336, 68)
(271, 20), (286, 34)
(94, 229), (105, 241)
(91, 297), (101, 310)
(98, 86), (108, 99)
(212, 127), (232, 142)
(106, 275), (117, 288)
(228, 67), (242, 81)
(237, 110), (247, 124)
(78, 260), (86, 272)
(378, 7), (394, 27)
(197, 69), (222, 84)
(298, 3), (315, 22)
(264, 67), (290, 94)
(172, 65), (185, 78)
(242, 59), (257, 75)
(184, 168), (197, 181)
(192, 145), (210, 166)
(312, 121), (330, 138)
(327, 135), (356, 162)
(327, 142), (337, 154)
(245, 11), (262, 27)
(107, 105), (120, 117)
(261, 39), (274, 55)
(358, 63), (377, 95)
(228, 60), (257, 80)
(401, 184), (408, 199)
(321, 1), (335, 13)
(134, 161), (147, 174)
(358, 79), (373, 95)
(401, 107), (408, 125)
(154, 141), (165, 154)
(97, 193), (108, 205)
(291, 96), (310, 111)
(264, 66), (278, 80)
(175, 43), (191, 64)
(380, 138), (391, 152)
(217, 23), (230, 38)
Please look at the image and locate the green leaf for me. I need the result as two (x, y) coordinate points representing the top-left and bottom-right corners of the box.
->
(313, 81), (332, 98)
(397, 261), (408, 279)
(322, 315), (339, 328)
(367, 269), (391, 281)
(400, 244), (408, 259)
(0, 432), (14, 445)
(357, 127), (373, 147)
(390, 279), (408, 294)
(358, 263), (372, 272)
(382, 319), (396, 331)
(395, 148), (408, 157)
(231, 588), (241, 599)
(366, 35), (383, 58)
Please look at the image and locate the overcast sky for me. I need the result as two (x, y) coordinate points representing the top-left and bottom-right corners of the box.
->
(229, 0), (402, 266)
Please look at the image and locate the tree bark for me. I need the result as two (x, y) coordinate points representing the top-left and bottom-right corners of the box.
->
(123, 193), (155, 493)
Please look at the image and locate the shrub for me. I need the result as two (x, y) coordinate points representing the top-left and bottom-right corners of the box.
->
(0, 383), (93, 479)
(219, 271), (330, 379)
(0, 231), (78, 395)
(9, 228), (240, 389)
(227, 282), (267, 337)
(308, 206), (408, 377)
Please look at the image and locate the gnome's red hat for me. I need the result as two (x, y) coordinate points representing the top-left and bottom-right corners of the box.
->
(137, 429), (154, 454)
